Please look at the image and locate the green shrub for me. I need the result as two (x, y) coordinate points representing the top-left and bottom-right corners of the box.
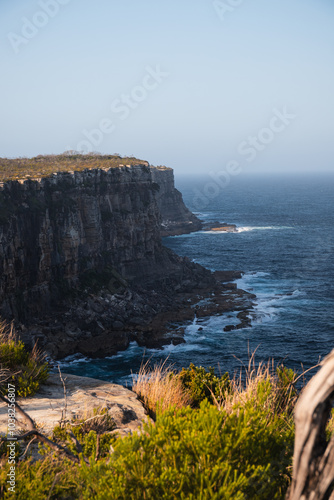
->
(0, 456), (81, 499)
(82, 384), (293, 499)
(1, 373), (294, 499)
(275, 365), (298, 415)
(0, 320), (49, 397)
(178, 363), (231, 407)
(0, 357), (297, 499)
(51, 407), (116, 460)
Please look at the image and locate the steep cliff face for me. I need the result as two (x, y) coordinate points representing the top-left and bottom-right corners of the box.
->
(151, 167), (202, 236)
(0, 164), (205, 322)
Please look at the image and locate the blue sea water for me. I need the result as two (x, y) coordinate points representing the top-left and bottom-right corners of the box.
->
(59, 174), (334, 385)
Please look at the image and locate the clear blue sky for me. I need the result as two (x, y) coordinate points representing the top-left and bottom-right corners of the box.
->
(1, 0), (334, 175)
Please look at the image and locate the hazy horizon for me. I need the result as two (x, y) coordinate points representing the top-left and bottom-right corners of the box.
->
(1, 0), (334, 176)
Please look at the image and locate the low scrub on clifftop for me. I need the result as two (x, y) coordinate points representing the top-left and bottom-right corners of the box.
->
(0, 353), (300, 499)
(0, 153), (151, 183)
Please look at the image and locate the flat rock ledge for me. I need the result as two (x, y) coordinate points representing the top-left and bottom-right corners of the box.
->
(0, 373), (149, 438)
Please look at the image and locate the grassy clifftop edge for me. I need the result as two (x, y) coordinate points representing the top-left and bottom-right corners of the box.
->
(0, 153), (169, 184)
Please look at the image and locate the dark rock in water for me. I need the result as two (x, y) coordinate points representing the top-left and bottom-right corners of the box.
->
(113, 321), (124, 330)
(77, 331), (130, 358)
(224, 325), (236, 332)
(214, 270), (243, 282)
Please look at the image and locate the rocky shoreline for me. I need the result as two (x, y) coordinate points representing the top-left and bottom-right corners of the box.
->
(18, 268), (256, 360)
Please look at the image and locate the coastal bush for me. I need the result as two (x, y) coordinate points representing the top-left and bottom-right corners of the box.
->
(91, 391), (293, 500)
(275, 365), (298, 415)
(51, 407), (117, 460)
(0, 456), (81, 499)
(222, 358), (299, 422)
(0, 356), (298, 498)
(0, 319), (49, 397)
(2, 379), (294, 499)
(132, 361), (231, 416)
(178, 363), (231, 407)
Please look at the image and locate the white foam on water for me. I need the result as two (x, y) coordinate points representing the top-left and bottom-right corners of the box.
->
(235, 271), (270, 291)
(236, 226), (293, 233)
(162, 342), (208, 353)
(234, 272), (304, 326)
(192, 212), (215, 220)
(55, 353), (91, 369)
(200, 226), (294, 235)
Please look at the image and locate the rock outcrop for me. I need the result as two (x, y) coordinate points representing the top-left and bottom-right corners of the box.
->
(0, 159), (253, 359)
(151, 167), (202, 236)
(0, 164), (207, 322)
(0, 373), (149, 438)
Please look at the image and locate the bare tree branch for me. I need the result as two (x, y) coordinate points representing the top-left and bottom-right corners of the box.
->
(0, 392), (88, 464)
(287, 350), (334, 500)
(0, 392), (35, 431)
(68, 431), (83, 455)
(19, 436), (37, 461)
(58, 365), (68, 427)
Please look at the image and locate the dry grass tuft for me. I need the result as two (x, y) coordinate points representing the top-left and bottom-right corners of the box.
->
(0, 320), (16, 386)
(132, 350), (311, 422)
(132, 359), (191, 416)
(214, 352), (299, 419)
(0, 318), (16, 343)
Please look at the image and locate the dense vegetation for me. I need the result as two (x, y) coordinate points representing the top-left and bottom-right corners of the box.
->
(0, 336), (301, 499)
(0, 153), (155, 183)
(2, 319), (329, 499)
(3, 394), (293, 499)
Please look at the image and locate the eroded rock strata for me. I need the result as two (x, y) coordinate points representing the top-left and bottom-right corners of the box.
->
(0, 162), (254, 359)
(150, 167), (202, 236)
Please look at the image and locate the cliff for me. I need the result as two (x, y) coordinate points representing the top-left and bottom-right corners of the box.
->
(151, 167), (202, 236)
(0, 157), (252, 359)
(0, 163), (207, 322)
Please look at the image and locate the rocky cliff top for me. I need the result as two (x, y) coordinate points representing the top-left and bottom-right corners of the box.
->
(0, 153), (156, 184)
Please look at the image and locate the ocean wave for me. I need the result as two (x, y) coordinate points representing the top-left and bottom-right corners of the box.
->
(201, 226), (293, 234)
(53, 353), (91, 369)
(236, 226), (293, 233)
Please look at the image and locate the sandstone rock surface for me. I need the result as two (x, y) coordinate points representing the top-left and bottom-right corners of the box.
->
(0, 373), (149, 437)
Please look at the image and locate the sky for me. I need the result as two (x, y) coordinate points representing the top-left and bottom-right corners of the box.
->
(0, 0), (334, 176)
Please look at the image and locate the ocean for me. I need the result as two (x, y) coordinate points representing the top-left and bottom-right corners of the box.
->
(58, 174), (334, 385)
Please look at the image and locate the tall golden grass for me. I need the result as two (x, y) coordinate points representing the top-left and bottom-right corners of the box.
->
(132, 352), (309, 420)
(215, 356), (297, 417)
(132, 359), (191, 416)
